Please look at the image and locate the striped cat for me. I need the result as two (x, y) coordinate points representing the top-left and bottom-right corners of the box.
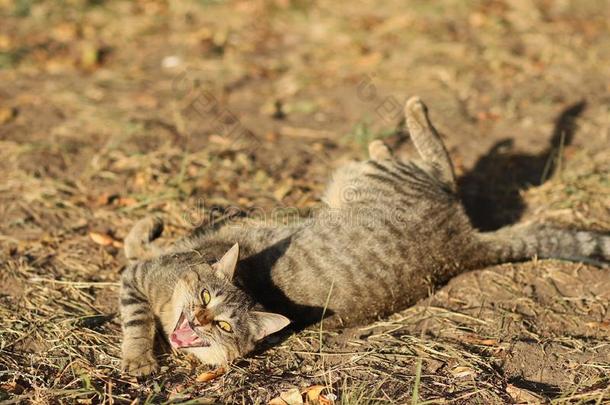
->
(120, 97), (609, 376)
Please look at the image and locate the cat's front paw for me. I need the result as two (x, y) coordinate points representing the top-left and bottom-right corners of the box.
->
(122, 353), (159, 376)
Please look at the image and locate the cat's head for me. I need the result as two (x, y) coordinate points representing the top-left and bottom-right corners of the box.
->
(170, 243), (290, 365)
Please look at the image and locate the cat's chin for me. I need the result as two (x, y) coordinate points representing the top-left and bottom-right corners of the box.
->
(186, 344), (233, 367)
(170, 312), (210, 349)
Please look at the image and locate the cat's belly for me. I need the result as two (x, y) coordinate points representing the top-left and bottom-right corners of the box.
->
(239, 220), (471, 327)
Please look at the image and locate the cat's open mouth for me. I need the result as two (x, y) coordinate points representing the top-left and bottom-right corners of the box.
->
(170, 312), (210, 348)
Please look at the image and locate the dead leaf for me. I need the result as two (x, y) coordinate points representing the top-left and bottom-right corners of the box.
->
(45, 58), (75, 74)
(302, 385), (326, 402)
(196, 367), (225, 382)
(476, 111), (500, 121)
(52, 23), (78, 42)
(273, 179), (294, 201)
(280, 126), (332, 139)
(319, 394), (336, 405)
(117, 197), (137, 207)
(209, 134), (231, 146)
(357, 51), (382, 68)
(269, 388), (303, 405)
(450, 366), (475, 378)
(1, 381), (25, 395)
(265, 131), (280, 142)
(461, 334), (499, 346)
(506, 383), (542, 403)
(89, 232), (118, 246)
(269, 386), (334, 405)
(134, 172), (147, 188)
(95, 192), (118, 206)
(0, 34), (10, 51)
(0, 107), (16, 125)
(134, 94), (159, 109)
(585, 321), (610, 330)
(468, 12), (486, 28)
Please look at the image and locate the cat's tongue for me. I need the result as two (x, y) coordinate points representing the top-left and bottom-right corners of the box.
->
(170, 313), (206, 348)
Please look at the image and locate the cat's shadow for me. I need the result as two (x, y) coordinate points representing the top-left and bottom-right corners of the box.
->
(457, 101), (586, 231)
(237, 235), (334, 332)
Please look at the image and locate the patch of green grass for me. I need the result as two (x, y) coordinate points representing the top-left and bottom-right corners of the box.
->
(0, 48), (28, 69)
(195, 0), (227, 7)
(336, 376), (396, 405)
(11, 0), (38, 17)
(347, 119), (396, 154)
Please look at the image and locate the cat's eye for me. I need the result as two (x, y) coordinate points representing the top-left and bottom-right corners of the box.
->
(201, 289), (211, 305)
(216, 320), (233, 333)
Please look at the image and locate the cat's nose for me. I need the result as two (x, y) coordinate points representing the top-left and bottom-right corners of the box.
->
(193, 306), (214, 326)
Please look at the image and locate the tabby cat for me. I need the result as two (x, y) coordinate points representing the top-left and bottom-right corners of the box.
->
(120, 97), (609, 376)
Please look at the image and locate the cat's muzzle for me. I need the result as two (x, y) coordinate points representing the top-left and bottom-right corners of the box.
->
(170, 312), (210, 348)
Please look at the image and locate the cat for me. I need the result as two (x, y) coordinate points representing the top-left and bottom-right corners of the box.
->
(120, 218), (292, 376)
(119, 97), (609, 376)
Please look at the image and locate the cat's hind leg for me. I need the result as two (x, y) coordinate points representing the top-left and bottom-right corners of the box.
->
(404, 97), (456, 191)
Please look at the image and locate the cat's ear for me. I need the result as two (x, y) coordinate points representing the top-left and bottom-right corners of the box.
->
(212, 243), (239, 280)
(251, 311), (291, 341)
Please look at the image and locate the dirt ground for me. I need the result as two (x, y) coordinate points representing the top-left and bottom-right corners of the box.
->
(1, 0), (609, 403)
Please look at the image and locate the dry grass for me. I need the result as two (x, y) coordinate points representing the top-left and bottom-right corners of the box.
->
(1, 0), (609, 403)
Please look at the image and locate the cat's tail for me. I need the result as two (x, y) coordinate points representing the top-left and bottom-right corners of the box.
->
(124, 216), (164, 263)
(476, 222), (609, 267)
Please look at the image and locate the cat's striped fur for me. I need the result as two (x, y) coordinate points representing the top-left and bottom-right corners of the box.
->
(120, 97), (609, 375)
